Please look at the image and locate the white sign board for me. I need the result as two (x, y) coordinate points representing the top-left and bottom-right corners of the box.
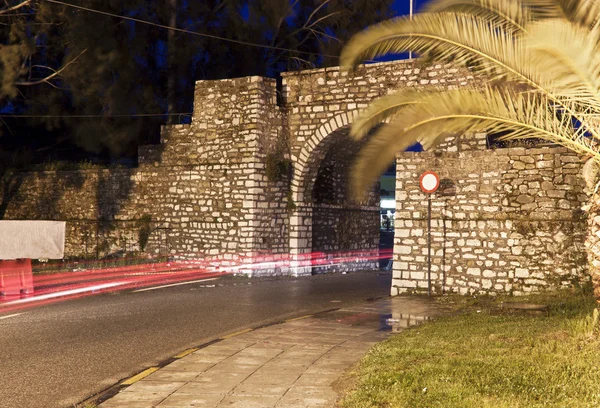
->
(0, 221), (66, 260)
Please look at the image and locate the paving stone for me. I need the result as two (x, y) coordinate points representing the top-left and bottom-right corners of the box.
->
(162, 360), (215, 372)
(207, 362), (261, 375)
(235, 332), (276, 341)
(274, 395), (334, 408)
(224, 355), (276, 366)
(241, 372), (302, 386)
(143, 369), (202, 382)
(310, 360), (354, 371)
(285, 385), (338, 399)
(231, 381), (289, 396)
(253, 364), (307, 377)
(236, 346), (284, 358)
(253, 340), (298, 350)
(99, 391), (167, 408)
(156, 393), (224, 408)
(275, 386), (338, 408)
(181, 372), (250, 394)
(215, 395), (281, 408)
(288, 344), (335, 352)
(203, 341), (253, 352)
(264, 356), (318, 368)
(98, 297), (448, 408)
(122, 380), (185, 395)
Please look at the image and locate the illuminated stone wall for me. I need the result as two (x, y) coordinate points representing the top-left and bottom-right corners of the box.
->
(392, 140), (588, 296)
(1, 58), (589, 291)
(1, 76), (291, 266)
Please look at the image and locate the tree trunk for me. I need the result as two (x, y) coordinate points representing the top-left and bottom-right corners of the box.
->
(585, 194), (600, 300)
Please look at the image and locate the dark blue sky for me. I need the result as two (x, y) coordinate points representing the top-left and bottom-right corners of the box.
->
(393, 0), (428, 16)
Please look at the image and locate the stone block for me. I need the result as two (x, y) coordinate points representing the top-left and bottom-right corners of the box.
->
(515, 268), (529, 278)
(467, 268), (481, 276)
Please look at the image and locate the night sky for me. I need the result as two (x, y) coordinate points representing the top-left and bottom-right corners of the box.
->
(393, 0), (428, 16)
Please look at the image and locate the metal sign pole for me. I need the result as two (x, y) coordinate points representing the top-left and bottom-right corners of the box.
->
(419, 170), (439, 298)
(409, 0), (413, 60)
(427, 194), (432, 297)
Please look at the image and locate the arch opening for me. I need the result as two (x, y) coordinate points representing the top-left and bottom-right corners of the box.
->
(291, 125), (381, 275)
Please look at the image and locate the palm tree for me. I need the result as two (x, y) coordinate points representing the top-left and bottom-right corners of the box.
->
(340, 0), (600, 299)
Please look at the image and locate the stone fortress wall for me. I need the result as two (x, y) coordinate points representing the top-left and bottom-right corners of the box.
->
(0, 59), (590, 291)
(1, 76), (292, 267)
(393, 135), (588, 295)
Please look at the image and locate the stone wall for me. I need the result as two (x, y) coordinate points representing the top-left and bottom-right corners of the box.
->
(312, 205), (379, 253)
(281, 60), (479, 267)
(1, 76), (293, 268)
(0, 57), (591, 291)
(392, 136), (588, 296)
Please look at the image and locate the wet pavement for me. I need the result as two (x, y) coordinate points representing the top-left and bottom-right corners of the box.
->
(97, 295), (449, 408)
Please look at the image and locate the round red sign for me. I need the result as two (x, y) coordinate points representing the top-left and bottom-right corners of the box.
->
(419, 171), (440, 194)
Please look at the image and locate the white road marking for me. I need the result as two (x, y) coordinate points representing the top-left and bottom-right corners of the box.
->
(0, 282), (130, 306)
(132, 278), (219, 293)
(0, 313), (24, 320)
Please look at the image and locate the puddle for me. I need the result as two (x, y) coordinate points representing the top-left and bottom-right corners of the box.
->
(312, 309), (431, 332)
(385, 313), (431, 332)
(312, 297), (445, 332)
(314, 310), (382, 328)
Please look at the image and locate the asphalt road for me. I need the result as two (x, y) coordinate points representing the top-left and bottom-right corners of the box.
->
(0, 270), (391, 408)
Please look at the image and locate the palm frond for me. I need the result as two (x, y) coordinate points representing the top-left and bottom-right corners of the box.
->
(522, 0), (570, 20)
(339, 13), (532, 84)
(526, 19), (600, 113)
(348, 90), (424, 141)
(350, 87), (600, 197)
(426, 0), (531, 32)
(340, 12), (600, 141)
(547, 0), (600, 28)
(523, 0), (600, 28)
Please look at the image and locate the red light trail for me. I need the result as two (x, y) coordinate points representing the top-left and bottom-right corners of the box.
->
(0, 249), (393, 314)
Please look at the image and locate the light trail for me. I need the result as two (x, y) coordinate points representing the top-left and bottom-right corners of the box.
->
(1, 282), (131, 305)
(0, 313), (24, 320)
(0, 248), (394, 313)
(132, 277), (220, 293)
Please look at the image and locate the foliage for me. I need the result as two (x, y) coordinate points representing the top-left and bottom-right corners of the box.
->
(137, 214), (152, 252)
(265, 153), (292, 182)
(341, 289), (600, 408)
(28, 160), (105, 172)
(286, 189), (297, 212)
(340, 0), (600, 197)
(0, 0), (394, 166)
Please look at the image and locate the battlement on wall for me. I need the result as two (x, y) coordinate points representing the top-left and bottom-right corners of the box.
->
(138, 76), (283, 168)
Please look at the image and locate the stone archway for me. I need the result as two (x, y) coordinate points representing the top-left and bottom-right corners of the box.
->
(288, 112), (380, 275)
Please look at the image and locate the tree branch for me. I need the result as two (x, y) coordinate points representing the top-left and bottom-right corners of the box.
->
(0, 0), (33, 15)
(15, 48), (87, 86)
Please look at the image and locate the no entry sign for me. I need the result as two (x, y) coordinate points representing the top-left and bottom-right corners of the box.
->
(418, 170), (440, 297)
(419, 171), (440, 194)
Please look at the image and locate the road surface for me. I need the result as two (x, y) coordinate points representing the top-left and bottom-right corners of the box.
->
(0, 270), (390, 408)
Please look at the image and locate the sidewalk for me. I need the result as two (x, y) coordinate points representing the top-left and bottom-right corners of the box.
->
(97, 296), (448, 408)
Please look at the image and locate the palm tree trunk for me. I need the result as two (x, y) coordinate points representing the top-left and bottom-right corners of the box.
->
(585, 194), (600, 300)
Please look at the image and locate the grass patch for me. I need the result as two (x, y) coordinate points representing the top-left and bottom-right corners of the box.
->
(340, 289), (600, 408)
